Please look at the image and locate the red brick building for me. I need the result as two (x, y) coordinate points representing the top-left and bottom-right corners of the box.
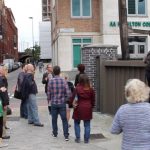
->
(0, 1), (18, 63)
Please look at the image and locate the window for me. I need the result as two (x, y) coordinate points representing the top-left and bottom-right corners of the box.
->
(128, 36), (147, 58)
(128, 0), (146, 15)
(72, 38), (92, 67)
(71, 0), (91, 18)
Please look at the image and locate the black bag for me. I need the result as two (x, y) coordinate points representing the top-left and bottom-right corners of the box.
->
(14, 90), (22, 99)
(7, 106), (12, 115)
(14, 84), (22, 99)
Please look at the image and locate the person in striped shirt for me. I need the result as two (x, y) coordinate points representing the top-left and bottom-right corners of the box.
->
(111, 79), (150, 150)
(47, 66), (71, 141)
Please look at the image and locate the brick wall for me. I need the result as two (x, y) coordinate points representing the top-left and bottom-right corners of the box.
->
(82, 45), (118, 90)
(0, 7), (18, 63)
(56, 0), (100, 32)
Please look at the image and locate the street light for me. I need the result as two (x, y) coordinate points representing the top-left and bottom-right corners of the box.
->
(29, 17), (34, 61)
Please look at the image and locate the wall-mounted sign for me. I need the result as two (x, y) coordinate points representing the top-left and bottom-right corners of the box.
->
(109, 21), (150, 27)
(59, 28), (75, 33)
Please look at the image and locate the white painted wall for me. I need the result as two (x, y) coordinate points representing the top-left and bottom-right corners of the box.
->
(101, 0), (150, 55)
(39, 21), (52, 60)
(55, 32), (100, 71)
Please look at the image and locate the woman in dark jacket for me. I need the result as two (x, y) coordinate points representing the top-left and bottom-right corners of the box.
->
(0, 67), (9, 145)
(74, 64), (85, 87)
(72, 74), (95, 143)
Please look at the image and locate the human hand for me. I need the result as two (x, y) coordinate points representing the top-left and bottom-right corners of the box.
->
(73, 100), (78, 108)
(0, 87), (7, 92)
(3, 105), (7, 111)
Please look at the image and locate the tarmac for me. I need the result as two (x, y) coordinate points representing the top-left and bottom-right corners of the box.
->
(3, 69), (122, 150)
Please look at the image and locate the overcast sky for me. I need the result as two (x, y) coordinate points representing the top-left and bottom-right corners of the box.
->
(5, 0), (42, 51)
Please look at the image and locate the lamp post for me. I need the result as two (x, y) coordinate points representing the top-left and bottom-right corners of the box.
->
(29, 17), (34, 61)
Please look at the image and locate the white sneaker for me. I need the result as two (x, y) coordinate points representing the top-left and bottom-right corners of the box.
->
(65, 138), (69, 141)
(0, 143), (8, 148)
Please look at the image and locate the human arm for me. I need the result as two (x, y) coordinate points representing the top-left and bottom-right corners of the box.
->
(91, 88), (95, 108)
(47, 80), (51, 104)
(42, 73), (48, 84)
(74, 74), (79, 87)
(111, 108), (122, 134)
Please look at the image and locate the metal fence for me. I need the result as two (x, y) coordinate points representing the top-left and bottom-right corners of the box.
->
(96, 59), (146, 114)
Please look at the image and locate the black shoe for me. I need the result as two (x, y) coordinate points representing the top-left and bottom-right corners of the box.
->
(84, 140), (89, 144)
(2, 135), (10, 139)
(28, 122), (34, 124)
(5, 126), (10, 130)
(34, 123), (44, 127)
(52, 133), (57, 138)
(75, 139), (80, 143)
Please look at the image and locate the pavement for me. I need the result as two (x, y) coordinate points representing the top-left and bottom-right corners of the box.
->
(3, 69), (122, 150)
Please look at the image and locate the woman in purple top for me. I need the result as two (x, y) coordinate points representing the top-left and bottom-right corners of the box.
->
(111, 79), (150, 150)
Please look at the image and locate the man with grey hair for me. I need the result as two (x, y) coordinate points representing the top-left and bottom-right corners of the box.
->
(21, 64), (43, 127)
(42, 64), (53, 114)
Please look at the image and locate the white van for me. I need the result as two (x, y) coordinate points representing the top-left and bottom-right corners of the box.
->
(3, 59), (14, 72)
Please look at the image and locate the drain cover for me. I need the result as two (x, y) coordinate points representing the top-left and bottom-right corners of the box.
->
(7, 116), (20, 121)
(90, 133), (106, 139)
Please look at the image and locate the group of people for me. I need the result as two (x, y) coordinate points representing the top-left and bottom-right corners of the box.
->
(11, 62), (95, 144)
(42, 64), (95, 143)
(1, 59), (150, 149)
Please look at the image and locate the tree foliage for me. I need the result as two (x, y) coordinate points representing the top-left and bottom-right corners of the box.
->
(24, 44), (41, 61)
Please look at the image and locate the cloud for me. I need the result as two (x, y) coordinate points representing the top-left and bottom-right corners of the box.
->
(5, 0), (42, 50)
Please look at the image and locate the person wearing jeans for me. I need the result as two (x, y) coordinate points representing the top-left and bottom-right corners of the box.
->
(47, 66), (71, 141)
(51, 103), (68, 138)
(72, 74), (95, 143)
(27, 94), (41, 125)
(74, 120), (90, 142)
(21, 64), (43, 127)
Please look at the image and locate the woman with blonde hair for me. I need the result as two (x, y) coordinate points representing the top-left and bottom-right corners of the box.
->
(111, 79), (150, 150)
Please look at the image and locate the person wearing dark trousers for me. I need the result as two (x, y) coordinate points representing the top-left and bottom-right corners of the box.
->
(0, 67), (10, 140)
(74, 64), (85, 87)
(17, 64), (28, 119)
(47, 66), (71, 141)
(42, 64), (53, 114)
(0, 102), (8, 147)
(144, 51), (150, 86)
(144, 51), (150, 102)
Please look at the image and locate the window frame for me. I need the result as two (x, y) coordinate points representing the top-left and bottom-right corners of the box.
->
(128, 36), (147, 59)
(127, 0), (147, 16)
(72, 37), (92, 68)
(71, 0), (92, 18)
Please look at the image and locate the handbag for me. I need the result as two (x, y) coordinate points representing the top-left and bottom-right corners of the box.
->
(14, 84), (22, 99)
(6, 106), (12, 115)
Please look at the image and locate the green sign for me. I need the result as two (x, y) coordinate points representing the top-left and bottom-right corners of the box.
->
(109, 21), (150, 27)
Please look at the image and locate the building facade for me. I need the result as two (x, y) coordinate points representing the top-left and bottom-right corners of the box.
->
(42, 0), (51, 21)
(51, 0), (150, 71)
(101, 0), (150, 59)
(39, 21), (52, 61)
(0, 0), (18, 63)
(40, 0), (51, 62)
(51, 0), (101, 71)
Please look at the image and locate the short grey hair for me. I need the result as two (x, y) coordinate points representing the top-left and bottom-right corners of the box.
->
(125, 79), (150, 103)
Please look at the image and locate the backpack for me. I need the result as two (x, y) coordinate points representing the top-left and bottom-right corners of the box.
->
(20, 75), (31, 100)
